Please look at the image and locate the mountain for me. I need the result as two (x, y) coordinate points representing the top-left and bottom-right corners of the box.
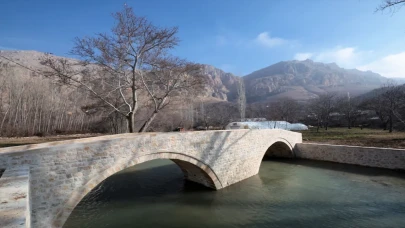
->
(0, 50), (48, 68)
(0, 50), (393, 104)
(200, 65), (240, 102)
(243, 59), (388, 103)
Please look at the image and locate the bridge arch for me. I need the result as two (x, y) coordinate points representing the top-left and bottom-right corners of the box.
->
(52, 152), (222, 228)
(263, 138), (295, 159)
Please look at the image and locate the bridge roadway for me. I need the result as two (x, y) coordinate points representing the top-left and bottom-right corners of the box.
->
(0, 129), (301, 228)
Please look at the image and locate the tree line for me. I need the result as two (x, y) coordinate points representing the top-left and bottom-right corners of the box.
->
(303, 83), (405, 132)
(188, 82), (404, 133)
(2, 56), (404, 136)
(0, 61), (97, 136)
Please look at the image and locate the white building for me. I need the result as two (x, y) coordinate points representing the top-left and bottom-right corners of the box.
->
(225, 121), (308, 131)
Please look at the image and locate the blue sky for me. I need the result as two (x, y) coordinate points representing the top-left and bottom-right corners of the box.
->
(1, 0), (405, 77)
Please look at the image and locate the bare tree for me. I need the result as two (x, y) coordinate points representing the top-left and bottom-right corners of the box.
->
(308, 92), (337, 131)
(376, 0), (405, 12)
(361, 91), (390, 130)
(380, 83), (404, 132)
(207, 102), (238, 129)
(194, 101), (238, 130)
(360, 83), (405, 132)
(273, 98), (299, 122)
(336, 93), (361, 129)
(307, 98), (323, 132)
(41, 5), (179, 133)
(138, 57), (204, 132)
(245, 102), (269, 120)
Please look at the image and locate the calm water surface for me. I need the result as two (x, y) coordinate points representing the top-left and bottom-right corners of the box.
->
(65, 159), (405, 228)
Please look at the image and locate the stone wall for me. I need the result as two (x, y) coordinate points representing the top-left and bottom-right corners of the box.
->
(295, 143), (405, 170)
(0, 129), (301, 228)
(0, 166), (30, 228)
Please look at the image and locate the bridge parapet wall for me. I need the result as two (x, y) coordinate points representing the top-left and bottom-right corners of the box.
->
(295, 143), (405, 170)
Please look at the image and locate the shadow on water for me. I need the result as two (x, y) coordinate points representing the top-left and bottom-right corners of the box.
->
(263, 157), (405, 180)
(78, 160), (215, 204)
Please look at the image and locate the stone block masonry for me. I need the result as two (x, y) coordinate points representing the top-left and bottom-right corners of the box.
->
(295, 143), (405, 170)
(0, 129), (301, 228)
(0, 166), (30, 228)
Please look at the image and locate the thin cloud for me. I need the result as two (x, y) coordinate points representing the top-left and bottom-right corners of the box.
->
(357, 52), (405, 78)
(294, 46), (405, 78)
(294, 52), (313, 60)
(294, 46), (366, 68)
(314, 47), (362, 67)
(255, 32), (288, 48)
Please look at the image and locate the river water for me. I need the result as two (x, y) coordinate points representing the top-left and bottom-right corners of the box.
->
(64, 159), (405, 228)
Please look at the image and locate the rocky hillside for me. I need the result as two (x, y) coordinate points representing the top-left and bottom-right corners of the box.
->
(243, 59), (388, 102)
(201, 59), (392, 103)
(200, 65), (240, 102)
(0, 50), (394, 104)
(0, 50), (242, 102)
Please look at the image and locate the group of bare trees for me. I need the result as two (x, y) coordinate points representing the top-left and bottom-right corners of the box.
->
(307, 93), (339, 131)
(194, 101), (239, 129)
(0, 62), (96, 136)
(244, 98), (300, 123)
(361, 83), (405, 132)
(303, 83), (405, 132)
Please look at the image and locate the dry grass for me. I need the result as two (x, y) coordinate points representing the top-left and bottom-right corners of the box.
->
(300, 127), (405, 149)
(0, 134), (102, 148)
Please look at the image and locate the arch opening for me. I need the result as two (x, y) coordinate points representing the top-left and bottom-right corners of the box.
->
(264, 141), (294, 159)
(171, 159), (217, 189)
(54, 153), (221, 228)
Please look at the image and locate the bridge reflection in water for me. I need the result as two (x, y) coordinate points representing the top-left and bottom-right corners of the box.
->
(64, 158), (405, 228)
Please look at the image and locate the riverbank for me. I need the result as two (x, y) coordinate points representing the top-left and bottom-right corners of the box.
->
(300, 128), (405, 149)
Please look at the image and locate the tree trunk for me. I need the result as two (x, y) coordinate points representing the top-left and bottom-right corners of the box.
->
(126, 113), (135, 133)
(389, 114), (393, 133)
(139, 111), (158, 132)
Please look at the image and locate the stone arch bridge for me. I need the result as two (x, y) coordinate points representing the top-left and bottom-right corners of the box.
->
(0, 129), (301, 228)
